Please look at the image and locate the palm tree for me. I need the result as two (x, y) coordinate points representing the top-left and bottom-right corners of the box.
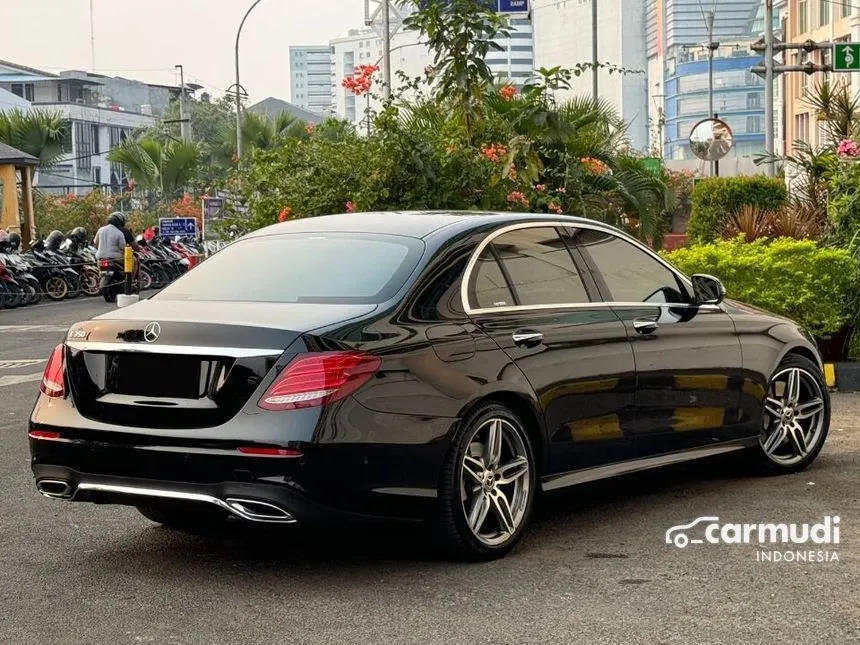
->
(0, 108), (67, 168)
(107, 137), (201, 199)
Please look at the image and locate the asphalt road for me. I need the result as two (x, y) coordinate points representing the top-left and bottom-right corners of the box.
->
(1, 299), (858, 645)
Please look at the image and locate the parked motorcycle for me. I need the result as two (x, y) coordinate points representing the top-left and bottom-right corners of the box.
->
(0, 239), (41, 306)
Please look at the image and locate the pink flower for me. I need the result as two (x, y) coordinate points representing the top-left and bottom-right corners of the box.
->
(555, 186), (567, 194)
(549, 202), (564, 214)
(506, 191), (529, 207)
(345, 200), (356, 213)
(837, 139), (860, 158)
(305, 123), (315, 135)
(534, 184), (546, 191)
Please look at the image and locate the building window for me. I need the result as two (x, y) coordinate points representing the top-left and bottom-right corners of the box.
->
(10, 83), (23, 98)
(799, 0), (808, 33)
(57, 85), (63, 101)
(748, 92), (762, 109)
(795, 112), (810, 143)
(819, 0), (830, 26)
(843, 2), (852, 18)
(24, 84), (34, 101)
(747, 116), (762, 133)
(92, 124), (100, 154)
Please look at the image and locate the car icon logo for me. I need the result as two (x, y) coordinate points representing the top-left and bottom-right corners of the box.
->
(143, 322), (161, 343)
(665, 516), (720, 548)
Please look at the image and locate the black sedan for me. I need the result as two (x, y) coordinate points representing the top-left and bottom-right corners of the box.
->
(29, 212), (830, 560)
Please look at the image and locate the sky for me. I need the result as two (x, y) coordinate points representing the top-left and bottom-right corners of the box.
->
(1, 0), (367, 103)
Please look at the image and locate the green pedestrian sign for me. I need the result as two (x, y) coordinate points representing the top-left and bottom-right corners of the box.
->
(833, 43), (860, 72)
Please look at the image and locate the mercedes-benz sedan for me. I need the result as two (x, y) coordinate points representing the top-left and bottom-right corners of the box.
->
(29, 212), (830, 560)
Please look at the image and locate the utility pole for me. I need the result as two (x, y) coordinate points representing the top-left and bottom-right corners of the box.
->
(175, 65), (191, 141)
(89, 0), (96, 72)
(382, 0), (392, 101)
(764, 0), (775, 177)
(592, 0), (598, 101)
(705, 11), (718, 176)
(235, 0), (267, 160)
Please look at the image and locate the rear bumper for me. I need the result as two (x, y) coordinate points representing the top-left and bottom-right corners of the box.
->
(31, 464), (370, 524)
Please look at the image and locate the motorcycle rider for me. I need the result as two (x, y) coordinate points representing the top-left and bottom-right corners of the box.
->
(93, 212), (128, 262)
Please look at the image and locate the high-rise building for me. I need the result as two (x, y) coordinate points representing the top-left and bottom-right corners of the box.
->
(783, 0), (857, 154)
(289, 45), (333, 116)
(647, 0), (767, 169)
(533, 0), (649, 151)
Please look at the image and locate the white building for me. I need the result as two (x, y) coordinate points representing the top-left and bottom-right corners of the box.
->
(532, 0), (649, 151)
(289, 45), (333, 116)
(0, 60), (191, 194)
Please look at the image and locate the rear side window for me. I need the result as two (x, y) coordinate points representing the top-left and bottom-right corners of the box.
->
(156, 232), (424, 304)
(574, 229), (688, 304)
(467, 226), (590, 309)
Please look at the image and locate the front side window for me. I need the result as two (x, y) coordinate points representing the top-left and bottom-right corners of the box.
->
(468, 226), (589, 309)
(574, 229), (688, 304)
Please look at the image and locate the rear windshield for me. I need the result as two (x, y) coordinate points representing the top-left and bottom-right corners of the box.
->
(155, 232), (425, 304)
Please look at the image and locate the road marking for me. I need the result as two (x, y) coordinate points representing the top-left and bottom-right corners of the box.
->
(0, 359), (45, 370)
(0, 373), (42, 387)
(0, 325), (69, 333)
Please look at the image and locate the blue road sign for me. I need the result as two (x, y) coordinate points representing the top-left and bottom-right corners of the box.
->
(159, 217), (198, 238)
(498, 0), (528, 13)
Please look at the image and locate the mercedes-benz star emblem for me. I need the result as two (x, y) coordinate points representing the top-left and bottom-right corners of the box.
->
(143, 322), (161, 343)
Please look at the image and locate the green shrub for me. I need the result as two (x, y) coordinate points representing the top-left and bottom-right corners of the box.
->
(688, 176), (787, 242)
(662, 237), (858, 337)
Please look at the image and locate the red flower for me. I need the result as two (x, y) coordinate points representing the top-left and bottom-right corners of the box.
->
(342, 64), (379, 96)
(278, 206), (292, 222)
(499, 85), (517, 101)
(480, 143), (508, 163)
(581, 157), (609, 174)
(345, 200), (356, 213)
(305, 122), (315, 135)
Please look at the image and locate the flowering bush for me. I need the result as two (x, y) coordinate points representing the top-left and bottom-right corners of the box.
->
(580, 157), (609, 174)
(35, 189), (122, 238)
(480, 143), (507, 163)
(837, 139), (860, 158)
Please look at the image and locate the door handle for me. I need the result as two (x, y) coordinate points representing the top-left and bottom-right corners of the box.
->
(512, 330), (544, 347)
(633, 319), (658, 335)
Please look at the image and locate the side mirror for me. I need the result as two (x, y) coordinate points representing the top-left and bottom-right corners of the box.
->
(691, 274), (726, 305)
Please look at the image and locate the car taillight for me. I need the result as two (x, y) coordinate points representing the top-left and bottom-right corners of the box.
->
(258, 351), (380, 411)
(40, 345), (66, 398)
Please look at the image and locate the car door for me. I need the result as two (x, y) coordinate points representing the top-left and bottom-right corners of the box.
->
(464, 224), (637, 476)
(571, 227), (744, 457)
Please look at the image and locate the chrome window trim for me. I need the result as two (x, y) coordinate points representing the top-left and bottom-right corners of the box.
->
(460, 220), (701, 315)
(65, 341), (283, 358)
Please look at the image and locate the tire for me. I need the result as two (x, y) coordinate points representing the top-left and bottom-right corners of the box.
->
(137, 504), (226, 531)
(435, 403), (537, 561)
(81, 268), (100, 297)
(755, 354), (830, 475)
(28, 282), (42, 305)
(2, 284), (22, 308)
(138, 268), (153, 291)
(21, 283), (36, 306)
(65, 274), (81, 299)
(43, 276), (68, 301)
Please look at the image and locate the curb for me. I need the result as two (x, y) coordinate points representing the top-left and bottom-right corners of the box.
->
(825, 362), (860, 391)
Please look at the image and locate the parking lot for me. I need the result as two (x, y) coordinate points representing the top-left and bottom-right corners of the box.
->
(1, 299), (858, 645)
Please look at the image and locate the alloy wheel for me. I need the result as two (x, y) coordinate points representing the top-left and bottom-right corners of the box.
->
(81, 268), (101, 296)
(760, 367), (826, 467)
(460, 417), (531, 546)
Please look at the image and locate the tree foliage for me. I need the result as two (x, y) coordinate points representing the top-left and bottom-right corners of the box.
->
(0, 108), (68, 168)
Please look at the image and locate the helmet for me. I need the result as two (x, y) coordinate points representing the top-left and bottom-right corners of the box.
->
(8, 232), (21, 251)
(70, 226), (87, 244)
(46, 230), (64, 251)
(108, 211), (126, 228)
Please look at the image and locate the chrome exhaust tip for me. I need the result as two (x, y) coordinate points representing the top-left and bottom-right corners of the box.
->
(37, 479), (73, 499)
(224, 498), (294, 523)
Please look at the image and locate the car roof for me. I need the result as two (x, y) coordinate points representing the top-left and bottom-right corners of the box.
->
(246, 211), (612, 241)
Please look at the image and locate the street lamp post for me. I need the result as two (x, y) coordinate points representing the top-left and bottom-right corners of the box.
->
(235, 0), (267, 160)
